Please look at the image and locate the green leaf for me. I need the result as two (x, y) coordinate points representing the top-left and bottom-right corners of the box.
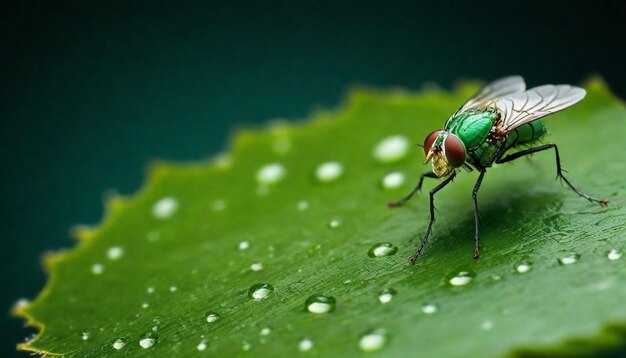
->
(15, 78), (626, 357)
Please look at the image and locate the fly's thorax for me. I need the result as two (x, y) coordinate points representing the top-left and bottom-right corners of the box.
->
(447, 110), (498, 150)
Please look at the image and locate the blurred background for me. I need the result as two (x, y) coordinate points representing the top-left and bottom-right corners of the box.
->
(1, 0), (625, 356)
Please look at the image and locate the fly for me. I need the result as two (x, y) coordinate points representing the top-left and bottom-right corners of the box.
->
(388, 76), (609, 264)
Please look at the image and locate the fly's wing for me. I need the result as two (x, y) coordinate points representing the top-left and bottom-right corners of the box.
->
(494, 85), (586, 134)
(453, 76), (526, 116)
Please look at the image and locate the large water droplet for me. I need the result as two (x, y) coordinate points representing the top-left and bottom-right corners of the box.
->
(515, 261), (533, 273)
(152, 197), (178, 219)
(557, 253), (580, 265)
(248, 283), (274, 300)
(315, 161), (344, 182)
(378, 288), (397, 304)
(447, 270), (476, 286)
(298, 338), (314, 352)
(373, 135), (410, 163)
(607, 249), (622, 261)
(206, 312), (220, 323)
(368, 243), (398, 258)
(381, 172), (405, 189)
(358, 329), (388, 352)
(107, 246), (124, 260)
(421, 303), (438, 314)
(256, 163), (286, 185)
(112, 338), (126, 350)
(305, 295), (336, 314)
(139, 333), (157, 349)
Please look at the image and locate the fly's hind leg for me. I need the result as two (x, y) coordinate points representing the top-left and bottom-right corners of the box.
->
(388, 171), (438, 208)
(472, 169), (486, 259)
(496, 143), (608, 206)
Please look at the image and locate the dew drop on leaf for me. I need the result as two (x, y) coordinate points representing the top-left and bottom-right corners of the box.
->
(378, 288), (397, 304)
(315, 161), (344, 182)
(515, 262), (533, 274)
(106, 246), (124, 260)
(80, 332), (89, 341)
(248, 283), (274, 300)
(421, 303), (438, 314)
(139, 333), (157, 349)
(557, 253), (580, 265)
(256, 163), (286, 185)
(260, 327), (272, 336)
(373, 135), (410, 163)
(607, 249), (622, 261)
(206, 312), (220, 323)
(328, 218), (342, 228)
(381, 171), (405, 189)
(112, 338), (126, 350)
(250, 262), (263, 271)
(447, 270), (476, 286)
(152, 197), (178, 219)
(197, 339), (207, 351)
(298, 338), (314, 352)
(91, 264), (104, 275)
(367, 243), (398, 258)
(238, 240), (250, 250)
(305, 295), (336, 314)
(358, 329), (387, 352)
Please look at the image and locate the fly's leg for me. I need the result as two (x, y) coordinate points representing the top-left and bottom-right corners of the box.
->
(410, 172), (456, 264)
(472, 170), (486, 259)
(388, 171), (438, 208)
(496, 143), (608, 206)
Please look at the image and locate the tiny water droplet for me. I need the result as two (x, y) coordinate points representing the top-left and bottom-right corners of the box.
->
(107, 246), (124, 260)
(169, 286), (178, 292)
(515, 262), (533, 273)
(373, 135), (410, 163)
(112, 338), (126, 350)
(13, 298), (30, 309)
(421, 303), (438, 314)
(305, 295), (336, 314)
(81, 332), (89, 341)
(211, 199), (226, 212)
(260, 327), (272, 336)
(378, 288), (397, 304)
(197, 339), (207, 351)
(315, 161), (344, 183)
(141, 302), (149, 309)
(447, 270), (476, 286)
(557, 253), (580, 265)
(368, 243), (398, 258)
(328, 219), (342, 228)
(139, 333), (157, 349)
(381, 172), (405, 189)
(250, 262), (263, 271)
(206, 312), (220, 323)
(297, 200), (309, 211)
(256, 163), (286, 185)
(248, 283), (274, 300)
(91, 263), (104, 275)
(490, 274), (503, 281)
(298, 338), (314, 352)
(481, 320), (493, 330)
(147, 286), (155, 294)
(607, 249), (622, 261)
(358, 329), (387, 352)
(242, 340), (252, 351)
(152, 197), (178, 219)
(238, 240), (250, 250)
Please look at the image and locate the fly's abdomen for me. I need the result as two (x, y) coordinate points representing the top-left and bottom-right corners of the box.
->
(505, 120), (546, 148)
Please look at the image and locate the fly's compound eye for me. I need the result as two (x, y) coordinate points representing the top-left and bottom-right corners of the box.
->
(423, 130), (442, 156)
(443, 134), (466, 167)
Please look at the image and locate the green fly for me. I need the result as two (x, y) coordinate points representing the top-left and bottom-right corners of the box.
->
(388, 76), (608, 264)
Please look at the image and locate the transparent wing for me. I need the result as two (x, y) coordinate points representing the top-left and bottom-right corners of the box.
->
(495, 84), (586, 133)
(454, 75), (526, 115)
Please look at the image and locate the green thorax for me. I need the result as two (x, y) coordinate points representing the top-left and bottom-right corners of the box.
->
(446, 110), (498, 150)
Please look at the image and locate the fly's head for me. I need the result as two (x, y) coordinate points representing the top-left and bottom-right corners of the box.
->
(423, 130), (466, 177)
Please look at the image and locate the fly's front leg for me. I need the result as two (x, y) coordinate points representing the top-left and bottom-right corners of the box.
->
(388, 171), (438, 208)
(496, 143), (608, 206)
(410, 172), (456, 264)
(472, 170), (486, 259)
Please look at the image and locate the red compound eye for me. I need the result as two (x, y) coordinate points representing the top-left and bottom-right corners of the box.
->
(423, 130), (442, 156)
(443, 134), (466, 167)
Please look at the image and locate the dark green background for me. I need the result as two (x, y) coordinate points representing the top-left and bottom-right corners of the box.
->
(2, 1), (625, 356)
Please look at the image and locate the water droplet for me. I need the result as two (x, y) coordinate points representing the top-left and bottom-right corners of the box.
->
(378, 288), (397, 304)
(250, 262), (263, 271)
(608, 249), (622, 261)
(328, 218), (342, 228)
(367, 243), (398, 258)
(373, 135), (410, 163)
(152, 326), (158, 332)
(248, 283), (274, 300)
(13, 298), (30, 309)
(315, 161), (344, 183)
(139, 333), (157, 349)
(273, 137), (292, 154)
(305, 295), (336, 314)
(197, 339), (207, 351)
(557, 253), (580, 265)
(211, 199), (226, 212)
(107, 246), (124, 260)
(298, 338), (314, 352)
(206, 312), (220, 323)
(256, 163), (286, 185)
(112, 338), (126, 350)
(447, 270), (476, 286)
(421, 303), (438, 314)
(141, 302), (149, 309)
(169, 286), (178, 292)
(381, 172), (405, 189)
(241, 340), (252, 351)
(152, 197), (178, 219)
(490, 274), (503, 281)
(481, 320), (493, 331)
(81, 332), (89, 341)
(515, 262), (533, 273)
(297, 200), (309, 211)
(358, 329), (387, 352)
(238, 240), (250, 250)
(147, 286), (155, 294)
(260, 327), (272, 336)
(91, 263), (104, 275)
